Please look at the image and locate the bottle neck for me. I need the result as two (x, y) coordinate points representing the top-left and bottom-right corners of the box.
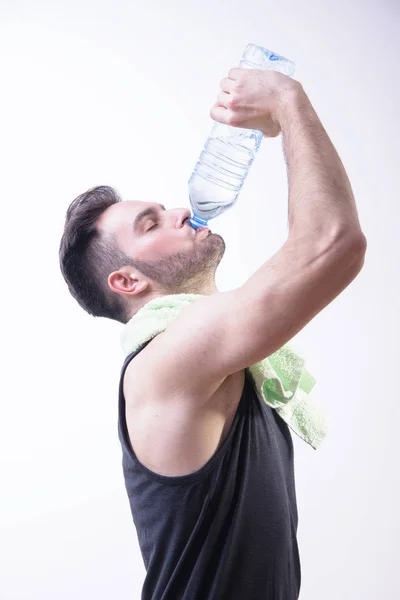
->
(188, 215), (209, 230)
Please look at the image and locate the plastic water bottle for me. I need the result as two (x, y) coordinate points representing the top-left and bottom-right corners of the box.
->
(188, 44), (295, 230)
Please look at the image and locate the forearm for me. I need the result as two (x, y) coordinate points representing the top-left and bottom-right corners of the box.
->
(277, 86), (364, 242)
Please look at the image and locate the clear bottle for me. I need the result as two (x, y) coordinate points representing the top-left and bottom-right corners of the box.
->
(188, 44), (295, 230)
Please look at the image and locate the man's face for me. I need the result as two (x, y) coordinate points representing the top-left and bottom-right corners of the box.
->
(97, 200), (225, 292)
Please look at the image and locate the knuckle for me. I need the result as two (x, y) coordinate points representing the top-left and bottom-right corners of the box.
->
(227, 92), (238, 108)
(233, 77), (244, 91)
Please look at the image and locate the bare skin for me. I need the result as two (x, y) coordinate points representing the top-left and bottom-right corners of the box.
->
(123, 352), (246, 477)
(96, 200), (226, 314)
(103, 69), (365, 477)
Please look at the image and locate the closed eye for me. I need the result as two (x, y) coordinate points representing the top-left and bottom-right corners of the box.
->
(133, 204), (166, 234)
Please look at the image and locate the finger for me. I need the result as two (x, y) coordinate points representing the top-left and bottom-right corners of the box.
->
(217, 90), (231, 108)
(220, 76), (235, 93)
(210, 104), (229, 124)
(227, 67), (243, 80)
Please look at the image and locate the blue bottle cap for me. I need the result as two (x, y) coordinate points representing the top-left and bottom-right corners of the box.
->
(188, 215), (209, 230)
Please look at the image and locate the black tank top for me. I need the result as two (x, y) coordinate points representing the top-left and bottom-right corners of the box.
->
(118, 341), (301, 600)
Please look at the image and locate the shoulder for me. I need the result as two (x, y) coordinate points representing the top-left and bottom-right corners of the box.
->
(123, 333), (225, 410)
(122, 340), (245, 477)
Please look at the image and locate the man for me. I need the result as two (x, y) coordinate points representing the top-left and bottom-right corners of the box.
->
(59, 68), (366, 599)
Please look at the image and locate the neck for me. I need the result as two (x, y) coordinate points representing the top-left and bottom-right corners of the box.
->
(128, 280), (219, 319)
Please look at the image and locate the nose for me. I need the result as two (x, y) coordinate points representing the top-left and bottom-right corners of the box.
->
(175, 208), (191, 228)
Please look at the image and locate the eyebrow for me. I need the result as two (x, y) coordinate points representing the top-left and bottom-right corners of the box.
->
(133, 204), (166, 231)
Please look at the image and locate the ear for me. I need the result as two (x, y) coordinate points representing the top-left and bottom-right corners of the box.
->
(108, 270), (149, 297)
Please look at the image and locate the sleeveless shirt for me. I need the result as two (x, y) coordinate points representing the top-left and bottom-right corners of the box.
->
(118, 341), (301, 599)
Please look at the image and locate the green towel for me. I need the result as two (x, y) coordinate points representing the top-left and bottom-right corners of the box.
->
(121, 293), (329, 449)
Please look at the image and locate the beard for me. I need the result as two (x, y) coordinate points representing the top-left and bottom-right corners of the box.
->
(131, 232), (226, 294)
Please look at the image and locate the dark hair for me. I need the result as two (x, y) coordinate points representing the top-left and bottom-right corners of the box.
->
(59, 185), (135, 324)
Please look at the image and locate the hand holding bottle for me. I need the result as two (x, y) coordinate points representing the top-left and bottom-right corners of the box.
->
(210, 68), (300, 138)
(188, 44), (295, 229)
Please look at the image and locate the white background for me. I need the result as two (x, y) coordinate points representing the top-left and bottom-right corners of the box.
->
(1, 0), (399, 598)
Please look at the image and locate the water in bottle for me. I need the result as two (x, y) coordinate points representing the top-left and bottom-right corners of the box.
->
(188, 44), (295, 230)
